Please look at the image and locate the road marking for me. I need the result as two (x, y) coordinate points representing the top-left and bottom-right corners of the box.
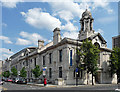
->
(3, 87), (7, 90)
(0, 86), (7, 90)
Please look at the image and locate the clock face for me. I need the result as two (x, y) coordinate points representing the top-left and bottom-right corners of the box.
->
(85, 15), (88, 18)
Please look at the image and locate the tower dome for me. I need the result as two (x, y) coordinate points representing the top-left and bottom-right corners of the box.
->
(82, 9), (93, 19)
(82, 9), (92, 19)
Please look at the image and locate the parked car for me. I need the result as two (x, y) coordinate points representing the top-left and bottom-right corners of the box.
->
(7, 78), (12, 82)
(17, 78), (27, 84)
(4, 78), (9, 82)
(0, 80), (4, 85)
(12, 78), (19, 83)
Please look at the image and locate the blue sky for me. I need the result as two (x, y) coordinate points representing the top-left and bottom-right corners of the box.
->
(0, 1), (118, 60)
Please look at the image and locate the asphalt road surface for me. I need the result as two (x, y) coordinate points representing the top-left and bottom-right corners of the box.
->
(2, 82), (119, 91)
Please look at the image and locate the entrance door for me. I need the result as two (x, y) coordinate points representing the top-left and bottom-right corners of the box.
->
(95, 72), (100, 84)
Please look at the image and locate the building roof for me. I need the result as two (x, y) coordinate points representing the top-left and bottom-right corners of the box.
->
(10, 47), (37, 59)
(80, 33), (107, 44)
(112, 35), (120, 39)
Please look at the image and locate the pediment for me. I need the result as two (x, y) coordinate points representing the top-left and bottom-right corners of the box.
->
(90, 33), (107, 44)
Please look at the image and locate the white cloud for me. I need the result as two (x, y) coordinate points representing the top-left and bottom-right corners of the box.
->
(49, 1), (113, 23)
(54, 10), (74, 22)
(16, 31), (48, 46)
(16, 38), (31, 45)
(92, 1), (113, 14)
(21, 8), (61, 31)
(1, 0), (23, 8)
(95, 29), (104, 35)
(62, 31), (79, 39)
(50, 2), (87, 21)
(61, 22), (78, 31)
(0, 35), (13, 44)
(0, 48), (14, 60)
(0, 48), (13, 54)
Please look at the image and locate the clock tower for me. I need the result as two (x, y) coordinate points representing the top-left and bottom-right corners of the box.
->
(78, 9), (95, 40)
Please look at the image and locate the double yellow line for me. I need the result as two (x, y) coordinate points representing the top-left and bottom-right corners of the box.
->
(2, 87), (7, 90)
(0, 86), (7, 90)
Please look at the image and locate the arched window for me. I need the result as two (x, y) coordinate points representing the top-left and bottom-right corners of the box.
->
(94, 42), (100, 48)
(94, 42), (100, 65)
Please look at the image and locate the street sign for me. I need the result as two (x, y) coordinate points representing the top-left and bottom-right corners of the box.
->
(43, 68), (46, 71)
(43, 71), (46, 76)
(75, 68), (78, 72)
(43, 67), (47, 76)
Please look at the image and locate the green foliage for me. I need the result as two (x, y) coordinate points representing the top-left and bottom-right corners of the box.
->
(77, 39), (100, 85)
(2, 71), (10, 78)
(109, 47), (120, 78)
(32, 65), (43, 78)
(11, 66), (18, 77)
(19, 67), (27, 78)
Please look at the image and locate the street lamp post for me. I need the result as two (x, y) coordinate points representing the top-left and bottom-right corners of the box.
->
(76, 39), (79, 86)
(43, 67), (47, 86)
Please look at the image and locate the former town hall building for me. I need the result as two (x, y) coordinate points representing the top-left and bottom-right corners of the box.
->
(3, 9), (117, 85)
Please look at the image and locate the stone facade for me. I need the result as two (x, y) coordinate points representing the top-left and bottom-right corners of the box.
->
(0, 60), (3, 75)
(3, 10), (117, 85)
(112, 35), (120, 48)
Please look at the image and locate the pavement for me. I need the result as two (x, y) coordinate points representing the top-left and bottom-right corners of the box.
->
(2, 82), (120, 91)
(27, 82), (120, 88)
(0, 85), (7, 91)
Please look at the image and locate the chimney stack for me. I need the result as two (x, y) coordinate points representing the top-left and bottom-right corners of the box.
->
(38, 40), (44, 49)
(53, 27), (61, 45)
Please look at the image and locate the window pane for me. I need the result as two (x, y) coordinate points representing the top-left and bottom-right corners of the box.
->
(59, 50), (62, 62)
(34, 58), (36, 67)
(43, 56), (45, 66)
(49, 68), (52, 78)
(59, 67), (62, 78)
(70, 50), (72, 66)
(49, 53), (52, 64)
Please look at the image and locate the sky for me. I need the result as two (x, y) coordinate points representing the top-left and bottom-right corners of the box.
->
(0, 0), (119, 60)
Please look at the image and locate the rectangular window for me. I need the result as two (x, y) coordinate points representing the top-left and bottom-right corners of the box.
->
(59, 67), (62, 78)
(49, 53), (52, 64)
(59, 50), (62, 62)
(49, 68), (52, 78)
(34, 58), (36, 67)
(26, 60), (28, 66)
(28, 71), (29, 78)
(98, 53), (100, 64)
(70, 50), (72, 66)
(16, 65), (17, 70)
(43, 56), (45, 66)
(23, 61), (25, 65)
(31, 59), (32, 63)
(31, 71), (32, 77)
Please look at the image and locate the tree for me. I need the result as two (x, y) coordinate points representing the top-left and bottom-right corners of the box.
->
(2, 71), (10, 78)
(19, 67), (27, 78)
(11, 66), (18, 77)
(77, 39), (100, 85)
(32, 65), (42, 79)
(109, 47), (120, 82)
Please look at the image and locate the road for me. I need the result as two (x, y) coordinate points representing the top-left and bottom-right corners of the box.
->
(2, 82), (119, 91)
